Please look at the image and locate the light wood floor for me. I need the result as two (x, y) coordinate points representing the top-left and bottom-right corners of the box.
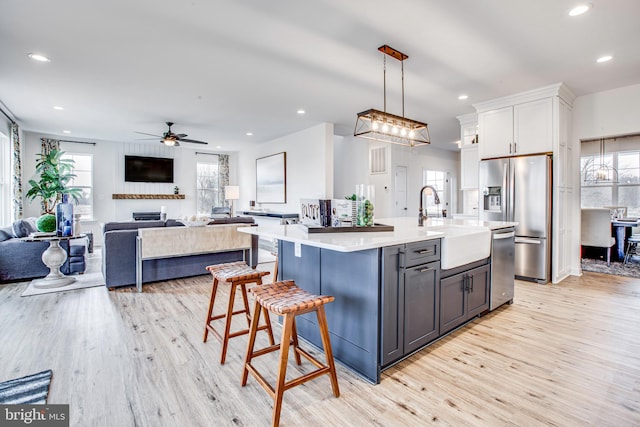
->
(0, 266), (639, 426)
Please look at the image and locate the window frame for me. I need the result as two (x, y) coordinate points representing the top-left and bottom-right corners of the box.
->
(61, 152), (94, 221)
(196, 155), (223, 216)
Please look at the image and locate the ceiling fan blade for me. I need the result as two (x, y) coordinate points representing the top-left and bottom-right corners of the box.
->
(135, 137), (160, 140)
(175, 133), (188, 138)
(134, 131), (162, 137)
(179, 138), (208, 145)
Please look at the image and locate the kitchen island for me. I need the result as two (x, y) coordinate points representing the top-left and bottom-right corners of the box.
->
(239, 217), (516, 383)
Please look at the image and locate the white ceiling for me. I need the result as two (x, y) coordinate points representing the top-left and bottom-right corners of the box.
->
(1, 0), (639, 152)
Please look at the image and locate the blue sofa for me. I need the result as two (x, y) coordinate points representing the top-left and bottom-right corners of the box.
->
(101, 217), (258, 289)
(0, 217), (86, 283)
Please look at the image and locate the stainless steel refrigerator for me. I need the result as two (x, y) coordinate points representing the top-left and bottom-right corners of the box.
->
(479, 154), (552, 283)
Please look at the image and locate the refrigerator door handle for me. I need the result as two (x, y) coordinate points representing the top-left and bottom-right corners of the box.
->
(515, 237), (542, 244)
(502, 162), (509, 222)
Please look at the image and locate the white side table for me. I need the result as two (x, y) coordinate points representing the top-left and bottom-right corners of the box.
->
(22, 234), (86, 289)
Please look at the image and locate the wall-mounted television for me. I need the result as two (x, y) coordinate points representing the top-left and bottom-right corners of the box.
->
(124, 155), (174, 183)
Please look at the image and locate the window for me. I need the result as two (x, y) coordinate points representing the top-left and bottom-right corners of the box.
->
(62, 153), (93, 220)
(422, 169), (450, 217)
(581, 150), (640, 217)
(0, 132), (9, 225)
(197, 156), (222, 215)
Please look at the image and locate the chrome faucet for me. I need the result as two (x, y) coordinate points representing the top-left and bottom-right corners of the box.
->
(418, 185), (441, 226)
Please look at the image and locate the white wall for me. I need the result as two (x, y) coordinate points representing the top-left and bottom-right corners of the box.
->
(333, 135), (370, 200)
(237, 123), (334, 212)
(574, 83), (640, 141)
(392, 145), (460, 218)
(21, 131), (237, 245)
(333, 135), (460, 219)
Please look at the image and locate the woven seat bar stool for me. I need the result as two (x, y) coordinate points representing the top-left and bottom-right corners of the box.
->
(242, 280), (340, 427)
(203, 261), (275, 364)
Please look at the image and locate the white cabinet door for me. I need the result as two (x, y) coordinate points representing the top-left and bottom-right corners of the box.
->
(478, 106), (513, 159)
(460, 146), (479, 190)
(513, 97), (553, 155)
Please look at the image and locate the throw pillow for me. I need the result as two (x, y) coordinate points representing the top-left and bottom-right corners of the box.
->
(0, 226), (14, 242)
(12, 218), (38, 238)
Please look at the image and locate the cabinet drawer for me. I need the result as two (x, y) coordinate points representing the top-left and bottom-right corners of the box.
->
(404, 240), (440, 267)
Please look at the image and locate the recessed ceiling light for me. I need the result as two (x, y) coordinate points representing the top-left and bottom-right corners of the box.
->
(215, 145), (222, 149)
(246, 132), (253, 136)
(63, 130), (71, 134)
(458, 94), (469, 100)
(597, 55), (613, 63)
(28, 53), (51, 62)
(53, 106), (64, 110)
(569, 4), (591, 16)
(297, 109), (305, 115)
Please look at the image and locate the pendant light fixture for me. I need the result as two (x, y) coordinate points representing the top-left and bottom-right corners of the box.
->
(354, 45), (430, 147)
(582, 138), (618, 184)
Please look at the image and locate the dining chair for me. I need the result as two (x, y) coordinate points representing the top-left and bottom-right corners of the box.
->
(581, 208), (616, 266)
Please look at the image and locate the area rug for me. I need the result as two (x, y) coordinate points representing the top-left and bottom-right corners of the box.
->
(0, 370), (52, 404)
(581, 258), (640, 278)
(21, 271), (104, 297)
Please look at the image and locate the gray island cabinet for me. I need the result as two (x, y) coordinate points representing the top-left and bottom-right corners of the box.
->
(280, 238), (476, 384)
(240, 217), (515, 384)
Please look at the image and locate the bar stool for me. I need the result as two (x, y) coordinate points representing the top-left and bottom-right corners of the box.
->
(242, 280), (340, 427)
(203, 261), (275, 364)
(624, 235), (640, 264)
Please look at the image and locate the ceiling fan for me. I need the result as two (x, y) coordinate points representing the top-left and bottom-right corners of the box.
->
(134, 122), (208, 146)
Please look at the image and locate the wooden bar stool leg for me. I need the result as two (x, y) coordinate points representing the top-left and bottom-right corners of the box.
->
(290, 318), (302, 365)
(220, 282), (238, 364)
(240, 284), (252, 327)
(273, 313), (294, 427)
(262, 307), (276, 346)
(242, 300), (262, 387)
(203, 278), (219, 342)
(316, 306), (340, 397)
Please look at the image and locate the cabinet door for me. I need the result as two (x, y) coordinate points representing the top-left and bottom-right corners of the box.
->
(381, 245), (404, 366)
(460, 146), (479, 190)
(440, 272), (467, 334)
(478, 106), (513, 159)
(404, 261), (440, 354)
(466, 264), (490, 318)
(513, 97), (553, 155)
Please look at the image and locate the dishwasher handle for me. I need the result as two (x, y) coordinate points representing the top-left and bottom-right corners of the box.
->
(493, 231), (515, 240)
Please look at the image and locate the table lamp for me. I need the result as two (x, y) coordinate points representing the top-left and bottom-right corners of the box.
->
(225, 186), (240, 217)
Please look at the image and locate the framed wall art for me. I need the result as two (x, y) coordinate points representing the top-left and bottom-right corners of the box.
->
(256, 152), (286, 203)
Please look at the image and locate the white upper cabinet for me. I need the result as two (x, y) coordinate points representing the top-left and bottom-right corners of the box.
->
(477, 97), (553, 159)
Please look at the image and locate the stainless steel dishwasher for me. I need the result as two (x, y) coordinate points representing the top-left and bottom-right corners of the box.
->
(490, 227), (515, 310)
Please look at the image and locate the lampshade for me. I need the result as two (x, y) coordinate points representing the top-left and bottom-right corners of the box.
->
(225, 185), (240, 200)
(354, 45), (430, 148)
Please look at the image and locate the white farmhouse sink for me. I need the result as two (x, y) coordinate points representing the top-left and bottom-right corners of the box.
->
(426, 225), (491, 270)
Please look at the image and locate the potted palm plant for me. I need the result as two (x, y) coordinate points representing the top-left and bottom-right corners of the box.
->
(26, 149), (82, 214)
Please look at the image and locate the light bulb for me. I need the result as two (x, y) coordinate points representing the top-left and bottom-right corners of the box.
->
(372, 122), (379, 130)
(382, 123), (389, 132)
(392, 126), (398, 134)
(408, 130), (415, 138)
(400, 128), (407, 136)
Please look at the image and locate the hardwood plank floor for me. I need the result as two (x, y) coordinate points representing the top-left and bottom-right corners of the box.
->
(1, 266), (639, 426)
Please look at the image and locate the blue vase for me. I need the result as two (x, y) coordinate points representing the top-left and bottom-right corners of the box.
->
(56, 195), (74, 237)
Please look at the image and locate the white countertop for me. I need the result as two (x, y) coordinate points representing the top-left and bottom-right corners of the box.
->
(239, 217), (517, 253)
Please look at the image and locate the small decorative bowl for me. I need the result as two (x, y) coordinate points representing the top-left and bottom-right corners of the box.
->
(178, 217), (210, 227)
